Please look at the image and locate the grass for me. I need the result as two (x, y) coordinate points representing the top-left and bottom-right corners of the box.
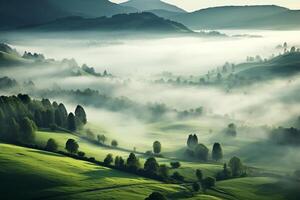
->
(0, 143), (189, 200)
(35, 130), (223, 182)
(209, 177), (300, 200)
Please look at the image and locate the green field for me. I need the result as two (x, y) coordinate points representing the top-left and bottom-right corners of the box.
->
(0, 143), (190, 200)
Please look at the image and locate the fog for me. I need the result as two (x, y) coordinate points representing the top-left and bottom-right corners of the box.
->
(1, 30), (300, 170)
(2, 30), (300, 76)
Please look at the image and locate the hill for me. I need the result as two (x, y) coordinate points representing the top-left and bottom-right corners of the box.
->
(48, 0), (138, 17)
(0, 143), (188, 200)
(0, 0), (137, 30)
(120, 0), (186, 13)
(171, 5), (300, 30)
(20, 12), (192, 33)
(236, 52), (300, 79)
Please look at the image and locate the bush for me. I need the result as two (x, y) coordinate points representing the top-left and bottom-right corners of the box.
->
(171, 171), (184, 182)
(111, 140), (118, 147)
(45, 138), (58, 152)
(202, 177), (216, 189)
(170, 161), (181, 169)
(145, 192), (166, 200)
(78, 151), (85, 157)
(192, 182), (200, 192)
(104, 154), (114, 165)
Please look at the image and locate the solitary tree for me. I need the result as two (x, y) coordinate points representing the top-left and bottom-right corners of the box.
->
(111, 140), (118, 147)
(75, 105), (87, 125)
(196, 169), (203, 181)
(65, 139), (79, 154)
(67, 113), (76, 131)
(212, 143), (223, 161)
(187, 134), (198, 148)
(144, 157), (159, 174)
(97, 134), (106, 144)
(153, 141), (161, 154)
(104, 154), (113, 165)
(20, 117), (36, 143)
(226, 123), (237, 137)
(45, 138), (58, 152)
(229, 156), (243, 177)
(170, 161), (181, 169)
(202, 177), (216, 189)
(126, 153), (140, 171)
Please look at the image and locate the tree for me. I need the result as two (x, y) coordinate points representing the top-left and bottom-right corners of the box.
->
(75, 105), (87, 125)
(126, 153), (140, 171)
(78, 151), (85, 157)
(291, 46), (296, 53)
(144, 157), (159, 174)
(145, 192), (166, 200)
(194, 144), (209, 161)
(192, 182), (200, 192)
(7, 117), (20, 142)
(97, 134), (106, 144)
(104, 154), (113, 165)
(86, 130), (95, 140)
(58, 103), (68, 127)
(226, 123), (237, 137)
(65, 139), (79, 154)
(20, 117), (36, 143)
(170, 161), (181, 169)
(171, 171), (184, 182)
(111, 140), (118, 147)
(212, 143), (223, 161)
(55, 109), (63, 127)
(202, 177), (216, 189)
(153, 141), (161, 154)
(67, 113), (76, 131)
(229, 156), (243, 177)
(216, 163), (232, 180)
(158, 164), (169, 178)
(45, 138), (58, 152)
(196, 169), (203, 181)
(187, 134), (198, 148)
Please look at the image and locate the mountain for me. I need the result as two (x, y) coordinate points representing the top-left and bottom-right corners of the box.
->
(48, 0), (138, 17)
(0, 0), (138, 30)
(20, 12), (192, 33)
(120, 0), (186, 13)
(171, 5), (300, 30)
(0, 0), (68, 29)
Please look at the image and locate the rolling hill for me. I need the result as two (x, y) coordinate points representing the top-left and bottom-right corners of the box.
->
(20, 12), (192, 33)
(120, 0), (186, 13)
(0, 0), (138, 30)
(170, 5), (300, 30)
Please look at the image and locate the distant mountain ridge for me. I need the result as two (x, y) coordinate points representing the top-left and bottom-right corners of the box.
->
(170, 5), (300, 30)
(120, 0), (186, 13)
(19, 12), (192, 33)
(0, 0), (138, 29)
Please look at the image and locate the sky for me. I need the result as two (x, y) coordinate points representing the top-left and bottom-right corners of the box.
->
(112, 0), (300, 11)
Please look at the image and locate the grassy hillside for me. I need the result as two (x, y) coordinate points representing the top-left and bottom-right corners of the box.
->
(0, 51), (31, 67)
(213, 177), (300, 200)
(0, 143), (190, 200)
(236, 52), (300, 79)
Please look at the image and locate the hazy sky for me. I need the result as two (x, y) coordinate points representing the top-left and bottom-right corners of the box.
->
(112, 0), (300, 11)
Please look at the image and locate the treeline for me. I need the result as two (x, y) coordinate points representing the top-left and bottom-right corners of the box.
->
(0, 94), (87, 143)
(271, 127), (300, 145)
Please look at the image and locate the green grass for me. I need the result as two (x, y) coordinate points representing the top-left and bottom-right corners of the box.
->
(210, 177), (300, 200)
(0, 143), (189, 200)
(35, 130), (223, 182)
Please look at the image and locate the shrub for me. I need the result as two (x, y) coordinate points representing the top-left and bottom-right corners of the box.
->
(78, 151), (85, 157)
(171, 171), (184, 182)
(202, 177), (216, 189)
(145, 192), (166, 200)
(192, 182), (200, 192)
(170, 161), (181, 169)
(45, 138), (58, 152)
